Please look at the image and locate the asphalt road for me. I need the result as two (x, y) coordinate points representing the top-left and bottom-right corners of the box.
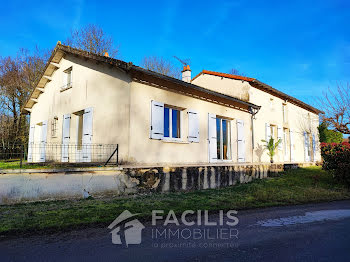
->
(1, 200), (350, 262)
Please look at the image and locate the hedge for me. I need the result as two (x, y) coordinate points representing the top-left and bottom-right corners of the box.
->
(321, 142), (350, 187)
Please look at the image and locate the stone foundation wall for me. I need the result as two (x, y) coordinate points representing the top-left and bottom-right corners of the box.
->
(126, 164), (276, 193)
(0, 164), (284, 204)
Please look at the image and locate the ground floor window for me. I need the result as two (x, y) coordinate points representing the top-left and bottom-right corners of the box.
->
(308, 134), (313, 161)
(75, 111), (84, 150)
(51, 117), (58, 138)
(270, 125), (276, 141)
(216, 117), (231, 160)
(164, 106), (181, 139)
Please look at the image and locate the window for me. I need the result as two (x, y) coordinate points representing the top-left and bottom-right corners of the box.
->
(164, 106), (181, 139)
(270, 125), (276, 141)
(62, 67), (72, 90)
(283, 128), (289, 160)
(73, 108), (93, 162)
(77, 113), (84, 150)
(270, 98), (274, 110)
(51, 117), (58, 137)
(282, 104), (287, 123)
(308, 134), (313, 161)
(150, 101), (188, 141)
(216, 117), (231, 160)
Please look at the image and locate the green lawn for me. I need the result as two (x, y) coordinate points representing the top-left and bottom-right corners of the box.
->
(0, 160), (50, 170)
(0, 161), (102, 170)
(0, 166), (349, 235)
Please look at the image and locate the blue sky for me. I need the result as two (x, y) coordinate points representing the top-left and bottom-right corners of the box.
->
(1, 0), (349, 105)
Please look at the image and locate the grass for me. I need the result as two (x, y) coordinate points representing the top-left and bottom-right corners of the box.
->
(0, 160), (50, 170)
(0, 160), (103, 170)
(0, 166), (349, 236)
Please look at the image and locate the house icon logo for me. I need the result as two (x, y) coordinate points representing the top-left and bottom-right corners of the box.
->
(108, 210), (145, 247)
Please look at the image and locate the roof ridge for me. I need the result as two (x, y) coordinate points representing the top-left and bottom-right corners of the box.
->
(201, 70), (256, 82)
(56, 43), (133, 68)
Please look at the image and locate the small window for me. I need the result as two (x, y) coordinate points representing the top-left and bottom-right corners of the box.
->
(62, 67), (72, 90)
(282, 104), (287, 123)
(164, 106), (181, 139)
(51, 117), (58, 137)
(270, 98), (274, 110)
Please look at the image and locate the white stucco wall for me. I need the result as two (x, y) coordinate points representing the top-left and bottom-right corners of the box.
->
(28, 54), (320, 166)
(128, 81), (252, 165)
(192, 74), (321, 163)
(0, 171), (138, 204)
(29, 54), (131, 162)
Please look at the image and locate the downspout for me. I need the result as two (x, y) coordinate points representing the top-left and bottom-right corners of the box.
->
(249, 106), (260, 163)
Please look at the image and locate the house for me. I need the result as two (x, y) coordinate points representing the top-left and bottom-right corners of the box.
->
(23, 43), (322, 165)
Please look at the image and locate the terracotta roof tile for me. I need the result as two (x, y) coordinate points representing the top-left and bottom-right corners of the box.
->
(192, 70), (255, 82)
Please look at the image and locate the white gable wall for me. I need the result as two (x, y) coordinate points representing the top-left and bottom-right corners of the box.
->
(29, 54), (131, 162)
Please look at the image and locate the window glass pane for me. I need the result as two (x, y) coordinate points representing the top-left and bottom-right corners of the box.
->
(172, 109), (180, 138)
(216, 118), (221, 160)
(164, 107), (170, 137)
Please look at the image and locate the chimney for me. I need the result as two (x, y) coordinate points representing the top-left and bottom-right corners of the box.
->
(182, 65), (191, 82)
(104, 52), (109, 57)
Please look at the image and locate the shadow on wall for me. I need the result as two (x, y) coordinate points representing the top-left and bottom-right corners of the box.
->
(255, 143), (265, 163)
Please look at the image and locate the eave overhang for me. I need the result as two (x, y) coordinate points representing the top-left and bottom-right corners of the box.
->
(130, 66), (260, 114)
(22, 43), (260, 115)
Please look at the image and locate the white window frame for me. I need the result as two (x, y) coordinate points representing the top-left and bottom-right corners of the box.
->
(163, 105), (182, 142)
(216, 117), (232, 161)
(61, 67), (73, 91)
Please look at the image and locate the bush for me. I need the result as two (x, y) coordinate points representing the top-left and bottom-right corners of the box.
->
(321, 142), (350, 187)
(318, 122), (343, 143)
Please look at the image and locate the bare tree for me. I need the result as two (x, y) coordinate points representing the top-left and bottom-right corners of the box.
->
(65, 24), (119, 57)
(0, 47), (47, 145)
(228, 68), (246, 77)
(318, 82), (350, 134)
(141, 56), (180, 79)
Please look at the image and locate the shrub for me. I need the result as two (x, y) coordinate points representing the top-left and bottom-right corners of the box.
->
(321, 142), (350, 187)
(318, 122), (343, 143)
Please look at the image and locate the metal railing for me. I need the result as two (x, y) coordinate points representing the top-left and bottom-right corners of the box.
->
(0, 143), (119, 165)
(0, 143), (25, 161)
